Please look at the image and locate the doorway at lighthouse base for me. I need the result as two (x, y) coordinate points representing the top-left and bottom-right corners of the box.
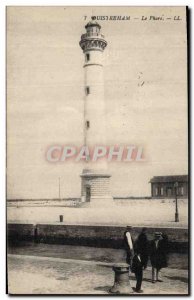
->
(80, 171), (114, 207)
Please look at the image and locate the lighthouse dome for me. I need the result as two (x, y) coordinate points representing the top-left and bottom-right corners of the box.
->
(80, 21), (107, 52)
(85, 20), (101, 29)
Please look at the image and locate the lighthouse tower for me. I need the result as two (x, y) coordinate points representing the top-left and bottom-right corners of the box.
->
(79, 20), (113, 206)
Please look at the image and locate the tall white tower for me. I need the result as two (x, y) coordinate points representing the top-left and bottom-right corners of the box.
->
(79, 20), (113, 206)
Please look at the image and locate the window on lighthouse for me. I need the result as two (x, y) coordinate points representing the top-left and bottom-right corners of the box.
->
(86, 53), (90, 62)
(86, 121), (90, 129)
(86, 86), (90, 95)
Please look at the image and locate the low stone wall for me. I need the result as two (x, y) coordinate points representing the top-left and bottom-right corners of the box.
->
(7, 223), (35, 242)
(7, 223), (188, 253)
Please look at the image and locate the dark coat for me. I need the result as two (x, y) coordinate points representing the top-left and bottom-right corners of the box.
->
(150, 237), (168, 270)
(134, 232), (149, 269)
(131, 254), (142, 273)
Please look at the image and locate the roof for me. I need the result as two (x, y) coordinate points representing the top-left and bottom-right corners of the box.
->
(150, 175), (188, 183)
(85, 21), (101, 29)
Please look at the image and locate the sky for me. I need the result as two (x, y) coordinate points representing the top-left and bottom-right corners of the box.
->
(7, 6), (188, 198)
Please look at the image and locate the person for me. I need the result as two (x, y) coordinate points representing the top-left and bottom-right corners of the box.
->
(150, 232), (168, 283)
(123, 226), (134, 267)
(132, 227), (149, 293)
(131, 251), (144, 293)
(160, 233), (169, 268)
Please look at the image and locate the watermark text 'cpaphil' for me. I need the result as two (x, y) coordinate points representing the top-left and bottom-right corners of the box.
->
(46, 145), (145, 163)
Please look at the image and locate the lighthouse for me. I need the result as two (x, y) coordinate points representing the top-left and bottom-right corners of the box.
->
(79, 20), (113, 206)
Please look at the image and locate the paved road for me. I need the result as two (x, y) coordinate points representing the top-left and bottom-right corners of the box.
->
(8, 242), (188, 270)
(7, 254), (189, 295)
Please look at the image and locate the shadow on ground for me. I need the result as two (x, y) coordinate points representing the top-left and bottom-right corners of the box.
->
(57, 277), (69, 281)
(164, 275), (188, 283)
(94, 286), (111, 293)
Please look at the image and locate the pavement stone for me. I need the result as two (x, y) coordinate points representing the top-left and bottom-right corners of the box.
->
(7, 254), (189, 295)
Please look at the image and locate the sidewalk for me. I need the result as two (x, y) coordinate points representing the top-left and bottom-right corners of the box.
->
(7, 254), (189, 295)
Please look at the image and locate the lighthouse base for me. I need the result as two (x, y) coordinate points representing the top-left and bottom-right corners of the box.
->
(80, 170), (113, 207)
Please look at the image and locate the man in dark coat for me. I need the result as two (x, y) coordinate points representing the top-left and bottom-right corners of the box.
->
(132, 227), (149, 293)
(150, 232), (168, 283)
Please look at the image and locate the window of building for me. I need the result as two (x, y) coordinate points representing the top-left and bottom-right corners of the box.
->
(86, 86), (90, 95)
(179, 186), (184, 196)
(86, 53), (90, 62)
(181, 187), (184, 195)
(166, 187), (172, 197)
(155, 187), (158, 196)
(86, 120), (90, 129)
(157, 187), (163, 196)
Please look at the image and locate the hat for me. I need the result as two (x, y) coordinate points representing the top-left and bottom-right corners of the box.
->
(126, 225), (133, 230)
(142, 227), (147, 232)
(155, 232), (162, 237)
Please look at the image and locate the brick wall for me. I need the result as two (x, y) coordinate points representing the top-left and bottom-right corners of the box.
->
(81, 175), (111, 197)
(7, 223), (35, 243)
